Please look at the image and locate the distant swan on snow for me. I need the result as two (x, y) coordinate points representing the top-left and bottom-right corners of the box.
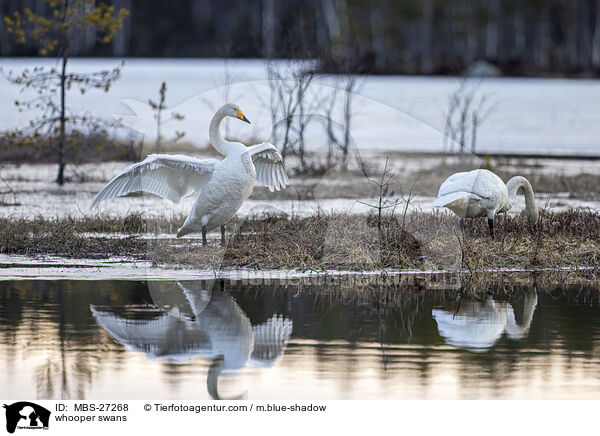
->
(434, 169), (538, 239)
(91, 103), (290, 245)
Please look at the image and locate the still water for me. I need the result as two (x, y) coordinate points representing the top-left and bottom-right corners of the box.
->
(1, 279), (600, 400)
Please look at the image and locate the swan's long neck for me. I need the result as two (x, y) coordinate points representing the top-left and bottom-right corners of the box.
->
(209, 108), (235, 156)
(207, 356), (245, 400)
(506, 176), (539, 224)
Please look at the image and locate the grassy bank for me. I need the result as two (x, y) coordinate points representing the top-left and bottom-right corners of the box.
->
(1, 210), (599, 272)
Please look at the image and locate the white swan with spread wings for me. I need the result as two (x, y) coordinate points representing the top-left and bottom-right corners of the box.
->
(91, 103), (289, 245)
(91, 281), (293, 400)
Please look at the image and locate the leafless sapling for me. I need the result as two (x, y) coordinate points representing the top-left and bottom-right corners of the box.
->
(3, 0), (129, 184)
(148, 81), (185, 152)
(358, 157), (402, 250)
(443, 79), (495, 157)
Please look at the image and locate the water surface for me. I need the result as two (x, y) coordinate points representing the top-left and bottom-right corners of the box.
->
(1, 279), (600, 399)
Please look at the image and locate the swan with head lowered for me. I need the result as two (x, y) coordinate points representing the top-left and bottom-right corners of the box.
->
(91, 103), (289, 245)
(433, 291), (538, 352)
(434, 169), (538, 239)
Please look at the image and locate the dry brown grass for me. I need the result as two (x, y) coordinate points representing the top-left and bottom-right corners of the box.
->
(140, 213), (423, 270)
(1, 210), (599, 272)
(0, 217), (145, 258)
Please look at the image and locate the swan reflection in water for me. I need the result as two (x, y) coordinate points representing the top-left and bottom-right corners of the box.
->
(432, 291), (538, 352)
(91, 281), (293, 399)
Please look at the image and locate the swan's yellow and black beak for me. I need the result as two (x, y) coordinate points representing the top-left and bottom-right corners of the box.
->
(236, 109), (251, 124)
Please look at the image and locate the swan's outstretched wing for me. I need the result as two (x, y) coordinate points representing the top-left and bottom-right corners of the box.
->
(249, 315), (293, 367)
(90, 306), (208, 360)
(91, 154), (219, 208)
(246, 142), (290, 192)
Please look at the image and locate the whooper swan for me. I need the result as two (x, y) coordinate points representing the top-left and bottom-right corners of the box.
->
(91, 103), (290, 245)
(91, 281), (293, 400)
(434, 169), (538, 239)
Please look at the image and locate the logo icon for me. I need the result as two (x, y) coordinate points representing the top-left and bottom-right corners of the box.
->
(2, 402), (50, 434)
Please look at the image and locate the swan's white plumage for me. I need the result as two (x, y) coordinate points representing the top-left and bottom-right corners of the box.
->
(248, 142), (289, 192)
(434, 168), (538, 223)
(250, 315), (294, 367)
(432, 293), (538, 352)
(434, 169), (538, 238)
(90, 154), (218, 208)
(434, 169), (508, 219)
(91, 281), (293, 398)
(91, 104), (290, 238)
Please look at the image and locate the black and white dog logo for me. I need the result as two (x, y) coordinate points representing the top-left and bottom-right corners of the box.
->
(3, 402), (50, 434)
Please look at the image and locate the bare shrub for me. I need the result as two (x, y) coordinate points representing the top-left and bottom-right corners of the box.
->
(443, 79), (496, 156)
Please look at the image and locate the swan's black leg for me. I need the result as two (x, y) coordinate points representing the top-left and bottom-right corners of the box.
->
(488, 218), (495, 240)
(220, 225), (226, 246)
(459, 218), (465, 235)
(202, 226), (207, 246)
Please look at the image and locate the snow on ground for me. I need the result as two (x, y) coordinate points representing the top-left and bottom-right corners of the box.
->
(1, 160), (598, 221)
